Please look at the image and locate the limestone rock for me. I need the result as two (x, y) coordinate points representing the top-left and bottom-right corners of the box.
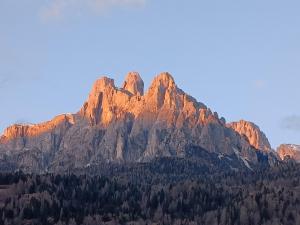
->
(1, 114), (74, 142)
(122, 72), (144, 96)
(227, 120), (272, 152)
(277, 144), (300, 162)
(0, 72), (275, 173)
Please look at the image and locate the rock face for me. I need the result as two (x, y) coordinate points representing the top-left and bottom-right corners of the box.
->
(277, 144), (300, 162)
(227, 120), (272, 152)
(0, 72), (275, 173)
(122, 72), (144, 96)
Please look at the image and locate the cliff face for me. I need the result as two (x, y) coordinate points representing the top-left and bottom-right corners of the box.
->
(0, 72), (274, 172)
(227, 120), (272, 152)
(277, 144), (300, 162)
(1, 114), (74, 141)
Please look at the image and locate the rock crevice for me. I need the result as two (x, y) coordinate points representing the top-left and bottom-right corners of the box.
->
(0, 72), (276, 172)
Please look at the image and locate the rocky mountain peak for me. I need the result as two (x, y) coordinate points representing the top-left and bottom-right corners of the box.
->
(122, 72), (144, 96)
(148, 72), (176, 90)
(144, 72), (180, 110)
(0, 72), (279, 172)
(277, 144), (300, 162)
(227, 120), (271, 152)
(91, 76), (115, 94)
(0, 114), (74, 143)
(80, 76), (120, 125)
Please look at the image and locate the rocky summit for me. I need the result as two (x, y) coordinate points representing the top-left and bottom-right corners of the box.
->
(227, 120), (272, 152)
(277, 144), (300, 162)
(0, 72), (278, 173)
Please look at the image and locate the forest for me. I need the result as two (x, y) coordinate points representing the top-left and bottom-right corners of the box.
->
(0, 156), (300, 225)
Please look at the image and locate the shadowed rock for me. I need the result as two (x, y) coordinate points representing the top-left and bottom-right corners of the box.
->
(0, 72), (277, 173)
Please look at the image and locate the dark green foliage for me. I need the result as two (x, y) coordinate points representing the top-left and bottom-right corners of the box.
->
(0, 161), (300, 225)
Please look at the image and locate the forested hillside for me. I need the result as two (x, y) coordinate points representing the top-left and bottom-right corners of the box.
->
(0, 159), (300, 225)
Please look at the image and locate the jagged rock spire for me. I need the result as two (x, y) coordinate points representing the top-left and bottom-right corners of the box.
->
(122, 72), (144, 96)
(80, 76), (116, 125)
(0, 71), (277, 173)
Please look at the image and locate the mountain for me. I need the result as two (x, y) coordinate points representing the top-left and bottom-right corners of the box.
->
(277, 144), (300, 162)
(0, 72), (276, 173)
(227, 120), (271, 152)
(227, 120), (280, 166)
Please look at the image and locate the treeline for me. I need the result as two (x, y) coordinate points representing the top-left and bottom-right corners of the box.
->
(0, 160), (300, 225)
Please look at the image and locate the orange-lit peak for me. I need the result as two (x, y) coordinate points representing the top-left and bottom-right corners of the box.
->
(0, 114), (74, 142)
(122, 72), (144, 96)
(228, 120), (271, 152)
(153, 72), (175, 85)
(147, 72), (176, 94)
(91, 76), (115, 94)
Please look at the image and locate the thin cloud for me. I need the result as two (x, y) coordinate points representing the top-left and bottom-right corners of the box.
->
(280, 115), (300, 131)
(0, 76), (10, 88)
(40, 0), (146, 21)
(253, 79), (265, 89)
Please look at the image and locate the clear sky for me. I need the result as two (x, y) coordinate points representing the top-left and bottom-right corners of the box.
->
(1, 0), (300, 148)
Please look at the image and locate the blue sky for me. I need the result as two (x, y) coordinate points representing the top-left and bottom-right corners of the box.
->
(1, 0), (300, 148)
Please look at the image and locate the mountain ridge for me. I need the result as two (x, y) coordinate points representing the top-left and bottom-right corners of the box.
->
(0, 72), (281, 172)
(278, 144), (300, 162)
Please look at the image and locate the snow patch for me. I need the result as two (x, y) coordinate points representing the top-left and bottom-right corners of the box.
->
(233, 147), (253, 171)
(240, 157), (252, 171)
(291, 145), (300, 151)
